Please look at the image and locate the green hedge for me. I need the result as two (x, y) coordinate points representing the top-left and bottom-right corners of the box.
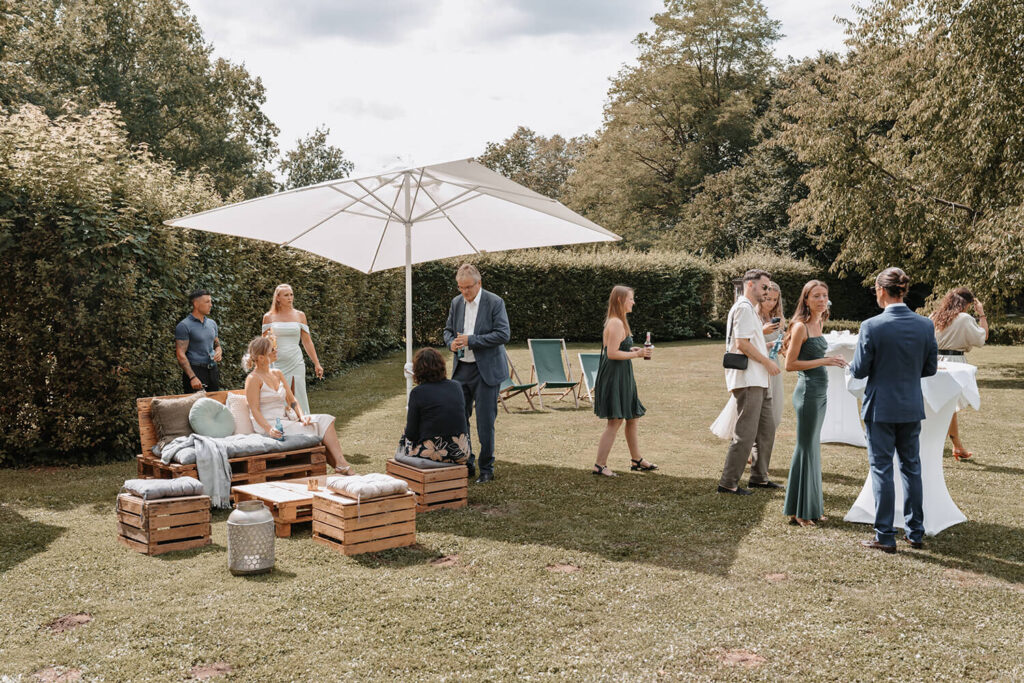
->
(411, 249), (715, 345)
(712, 250), (878, 321)
(988, 321), (1024, 346)
(0, 105), (404, 466)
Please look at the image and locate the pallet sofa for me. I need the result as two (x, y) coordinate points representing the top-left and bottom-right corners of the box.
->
(135, 390), (328, 487)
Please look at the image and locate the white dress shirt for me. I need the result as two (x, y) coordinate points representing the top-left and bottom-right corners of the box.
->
(461, 288), (481, 363)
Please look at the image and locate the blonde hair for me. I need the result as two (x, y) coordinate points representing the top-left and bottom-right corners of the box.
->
(759, 281), (785, 322)
(242, 335), (275, 372)
(604, 285), (633, 337)
(268, 284), (293, 316)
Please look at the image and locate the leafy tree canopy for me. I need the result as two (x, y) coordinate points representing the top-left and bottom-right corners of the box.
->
(477, 126), (588, 201)
(278, 125), (355, 190)
(2, 0), (279, 197)
(781, 0), (1024, 309)
(565, 0), (781, 246)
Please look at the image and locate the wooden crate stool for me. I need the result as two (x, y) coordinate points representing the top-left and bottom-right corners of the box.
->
(385, 459), (468, 513)
(312, 490), (416, 556)
(231, 475), (328, 538)
(116, 493), (211, 556)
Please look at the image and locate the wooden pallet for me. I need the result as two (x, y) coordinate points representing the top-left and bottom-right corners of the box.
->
(135, 390), (327, 487)
(385, 459), (468, 513)
(137, 448), (327, 486)
(231, 476), (328, 538)
(312, 490), (416, 556)
(116, 493), (211, 556)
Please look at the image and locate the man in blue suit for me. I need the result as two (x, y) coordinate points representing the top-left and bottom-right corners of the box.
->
(443, 264), (511, 484)
(849, 267), (938, 553)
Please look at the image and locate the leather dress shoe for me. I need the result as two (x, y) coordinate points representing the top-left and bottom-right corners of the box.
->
(903, 538), (924, 549)
(474, 472), (494, 484)
(860, 539), (897, 554)
(749, 481), (784, 489)
(717, 485), (753, 496)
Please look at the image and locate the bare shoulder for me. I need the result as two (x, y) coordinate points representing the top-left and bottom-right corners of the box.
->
(262, 313), (272, 324)
(244, 373), (260, 389)
(297, 310), (308, 323)
(604, 317), (625, 333)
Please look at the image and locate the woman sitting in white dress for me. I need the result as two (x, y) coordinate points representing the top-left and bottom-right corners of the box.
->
(261, 284), (323, 415)
(242, 335), (352, 474)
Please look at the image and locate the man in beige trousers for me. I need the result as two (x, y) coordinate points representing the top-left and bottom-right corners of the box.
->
(719, 269), (784, 495)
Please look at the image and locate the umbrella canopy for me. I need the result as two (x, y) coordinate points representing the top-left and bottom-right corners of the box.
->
(165, 158), (620, 394)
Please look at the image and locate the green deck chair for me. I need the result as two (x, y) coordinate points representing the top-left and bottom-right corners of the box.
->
(527, 338), (581, 409)
(498, 351), (538, 413)
(577, 352), (601, 403)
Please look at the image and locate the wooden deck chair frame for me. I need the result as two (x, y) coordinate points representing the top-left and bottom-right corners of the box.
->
(498, 351), (538, 413)
(527, 338), (580, 409)
(577, 351), (601, 403)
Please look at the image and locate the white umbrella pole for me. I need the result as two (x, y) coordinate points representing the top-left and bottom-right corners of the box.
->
(404, 221), (413, 398)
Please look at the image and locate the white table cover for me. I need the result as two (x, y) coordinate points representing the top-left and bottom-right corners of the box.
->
(843, 363), (979, 535)
(821, 331), (867, 447)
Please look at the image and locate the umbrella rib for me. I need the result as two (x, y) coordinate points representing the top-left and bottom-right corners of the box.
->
(368, 175), (408, 273)
(352, 179), (408, 219)
(279, 177), (392, 247)
(406, 168), (425, 224)
(409, 187), (479, 223)
(329, 185), (396, 220)
(421, 169), (558, 203)
(418, 182), (480, 254)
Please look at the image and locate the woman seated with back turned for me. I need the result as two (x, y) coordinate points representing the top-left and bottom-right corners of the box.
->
(397, 348), (470, 466)
(242, 335), (353, 475)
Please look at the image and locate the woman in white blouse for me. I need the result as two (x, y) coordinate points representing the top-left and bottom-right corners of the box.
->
(262, 284), (323, 415)
(930, 287), (989, 461)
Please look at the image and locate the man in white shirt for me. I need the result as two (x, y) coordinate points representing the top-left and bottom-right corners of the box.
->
(719, 269), (784, 495)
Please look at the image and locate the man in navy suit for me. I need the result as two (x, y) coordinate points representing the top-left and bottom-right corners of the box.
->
(849, 267), (938, 553)
(443, 264), (510, 484)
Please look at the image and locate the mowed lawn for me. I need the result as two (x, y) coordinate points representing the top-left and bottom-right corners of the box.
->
(1, 341), (1022, 681)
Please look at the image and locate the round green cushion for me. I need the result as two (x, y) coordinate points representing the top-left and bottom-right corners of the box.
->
(189, 398), (235, 438)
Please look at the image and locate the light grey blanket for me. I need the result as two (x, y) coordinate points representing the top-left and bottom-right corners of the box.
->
(158, 433), (323, 509)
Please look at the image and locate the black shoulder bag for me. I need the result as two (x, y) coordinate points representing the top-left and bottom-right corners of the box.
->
(723, 301), (750, 370)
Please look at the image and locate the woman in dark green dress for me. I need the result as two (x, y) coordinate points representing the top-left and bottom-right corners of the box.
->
(592, 285), (657, 477)
(781, 280), (848, 526)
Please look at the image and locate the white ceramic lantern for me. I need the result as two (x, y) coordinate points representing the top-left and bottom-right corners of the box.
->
(227, 500), (275, 575)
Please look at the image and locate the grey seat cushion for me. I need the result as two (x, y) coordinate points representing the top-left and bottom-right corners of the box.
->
(121, 476), (205, 500)
(395, 452), (461, 469)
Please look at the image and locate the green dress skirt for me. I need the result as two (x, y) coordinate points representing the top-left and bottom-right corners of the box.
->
(593, 335), (646, 420)
(783, 336), (828, 520)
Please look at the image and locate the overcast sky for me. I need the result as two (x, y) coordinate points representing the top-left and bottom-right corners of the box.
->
(188, 0), (857, 176)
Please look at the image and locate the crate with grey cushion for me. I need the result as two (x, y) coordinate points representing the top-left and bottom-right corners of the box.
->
(117, 477), (211, 555)
(135, 390), (327, 486)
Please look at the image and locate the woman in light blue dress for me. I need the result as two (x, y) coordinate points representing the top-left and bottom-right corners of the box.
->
(261, 284), (323, 415)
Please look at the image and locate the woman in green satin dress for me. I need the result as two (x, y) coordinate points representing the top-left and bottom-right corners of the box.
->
(781, 281), (848, 526)
(592, 285), (658, 477)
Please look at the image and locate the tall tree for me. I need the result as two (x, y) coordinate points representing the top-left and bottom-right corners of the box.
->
(565, 0), (781, 246)
(3, 0), (279, 197)
(477, 126), (588, 200)
(781, 0), (1024, 309)
(278, 125), (354, 190)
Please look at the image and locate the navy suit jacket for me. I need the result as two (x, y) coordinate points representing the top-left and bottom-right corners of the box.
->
(849, 304), (938, 423)
(443, 289), (511, 387)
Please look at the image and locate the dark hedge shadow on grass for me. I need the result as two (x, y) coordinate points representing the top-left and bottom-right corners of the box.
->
(908, 522), (1024, 585)
(0, 505), (65, 573)
(0, 462), (132, 511)
(411, 462), (775, 574)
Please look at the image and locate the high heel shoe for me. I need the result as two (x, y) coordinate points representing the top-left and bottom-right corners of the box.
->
(952, 449), (973, 461)
(592, 464), (617, 477)
(630, 458), (658, 471)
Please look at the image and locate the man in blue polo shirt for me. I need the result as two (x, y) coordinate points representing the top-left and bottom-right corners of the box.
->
(174, 290), (223, 393)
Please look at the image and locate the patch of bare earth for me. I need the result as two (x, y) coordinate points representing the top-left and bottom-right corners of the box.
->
(429, 554), (460, 567)
(32, 667), (82, 682)
(944, 568), (993, 588)
(764, 573), (788, 583)
(718, 650), (767, 668)
(45, 613), (92, 633)
(546, 563), (579, 573)
(190, 662), (233, 679)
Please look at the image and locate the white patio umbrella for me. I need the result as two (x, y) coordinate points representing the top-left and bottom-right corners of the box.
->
(165, 158), (620, 395)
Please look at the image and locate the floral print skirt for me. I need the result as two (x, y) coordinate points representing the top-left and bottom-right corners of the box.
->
(398, 433), (470, 464)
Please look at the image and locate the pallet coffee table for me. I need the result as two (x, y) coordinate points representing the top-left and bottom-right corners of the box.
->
(231, 475), (327, 537)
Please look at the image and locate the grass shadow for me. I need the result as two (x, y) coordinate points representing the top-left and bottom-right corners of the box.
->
(0, 504), (66, 573)
(910, 522), (1024, 585)
(412, 462), (775, 574)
